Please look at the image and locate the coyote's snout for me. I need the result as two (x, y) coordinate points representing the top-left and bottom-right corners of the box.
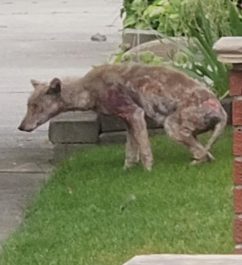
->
(19, 64), (227, 170)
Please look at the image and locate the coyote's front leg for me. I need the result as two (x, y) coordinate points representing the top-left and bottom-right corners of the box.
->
(124, 126), (140, 170)
(125, 108), (153, 171)
(99, 86), (153, 170)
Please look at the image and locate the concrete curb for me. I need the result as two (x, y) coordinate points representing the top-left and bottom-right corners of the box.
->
(124, 254), (242, 265)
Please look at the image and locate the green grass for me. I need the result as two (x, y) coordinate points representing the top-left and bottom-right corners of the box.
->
(0, 129), (234, 265)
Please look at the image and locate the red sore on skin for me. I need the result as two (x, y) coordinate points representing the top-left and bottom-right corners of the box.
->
(103, 88), (137, 120)
(202, 99), (220, 111)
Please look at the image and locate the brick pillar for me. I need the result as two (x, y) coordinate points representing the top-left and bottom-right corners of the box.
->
(231, 66), (242, 254)
(213, 37), (242, 254)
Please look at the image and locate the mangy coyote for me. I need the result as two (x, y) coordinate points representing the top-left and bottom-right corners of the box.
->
(18, 64), (227, 170)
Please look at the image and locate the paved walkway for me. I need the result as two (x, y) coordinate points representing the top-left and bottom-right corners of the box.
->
(0, 0), (122, 244)
(124, 255), (242, 265)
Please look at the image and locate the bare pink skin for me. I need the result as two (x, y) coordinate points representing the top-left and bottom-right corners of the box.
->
(19, 64), (227, 170)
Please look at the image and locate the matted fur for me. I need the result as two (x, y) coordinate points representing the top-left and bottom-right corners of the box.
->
(19, 64), (227, 170)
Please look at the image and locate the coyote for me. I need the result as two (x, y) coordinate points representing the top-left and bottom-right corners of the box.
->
(18, 64), (227, 170)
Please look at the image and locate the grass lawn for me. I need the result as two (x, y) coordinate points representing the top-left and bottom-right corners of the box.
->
(0, 129), (234, 265)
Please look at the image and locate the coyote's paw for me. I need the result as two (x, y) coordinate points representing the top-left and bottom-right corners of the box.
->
(190, 152), (215, 166)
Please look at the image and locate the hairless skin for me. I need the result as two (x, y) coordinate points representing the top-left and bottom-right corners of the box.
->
(19, 64), (227, 170)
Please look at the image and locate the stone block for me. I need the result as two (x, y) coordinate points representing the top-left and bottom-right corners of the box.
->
(122, 29), (159, 48)
(149, 128), (164, 136)
(146, 117), (162, 129)
(48, 111), (99, 144)
(99, 129), (164, 145)
(213, 37), (242, 63)
(213, 37), (242, 54)
(52, 143), (95, 163)
(124, 38), (188, 60)
(100, 115), (126, 132)
(100, 114), (161, 133)
(99, 131), (127, 144)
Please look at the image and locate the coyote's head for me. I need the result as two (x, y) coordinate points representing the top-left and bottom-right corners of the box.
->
(18, 78), (64, 132)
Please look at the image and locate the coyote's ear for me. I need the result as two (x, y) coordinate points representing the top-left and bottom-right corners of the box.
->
(47, 78), (61, 95)
(30, 79), (41, 89)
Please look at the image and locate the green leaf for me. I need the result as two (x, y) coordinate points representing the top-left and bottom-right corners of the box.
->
(143, 5), (165, 18)
(123, 15), (137, 28)
(229, 1), (242, 36)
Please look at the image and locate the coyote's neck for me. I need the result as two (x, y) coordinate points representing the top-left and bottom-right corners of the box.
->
(60, 77), (94, 111)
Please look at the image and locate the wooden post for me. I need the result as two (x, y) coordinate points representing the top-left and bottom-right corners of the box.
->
(214, 37), (242, 254)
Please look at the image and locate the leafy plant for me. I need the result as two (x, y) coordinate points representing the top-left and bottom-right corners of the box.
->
(122, 0), (188, 35)
(229, 0), (242, 35)
(175, 0), (242, 97)
(122, 0), (240, 37)
(113, 50), (164, 65)
(121, 0), (242, 97)
(122, 0), (150, 29)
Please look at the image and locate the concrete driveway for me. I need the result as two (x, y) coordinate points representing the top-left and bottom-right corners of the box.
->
(0, 0), (122, 244)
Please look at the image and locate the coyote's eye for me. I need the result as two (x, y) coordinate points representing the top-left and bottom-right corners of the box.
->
(29, 103), (42, 113)
(31, 104), (38, 110)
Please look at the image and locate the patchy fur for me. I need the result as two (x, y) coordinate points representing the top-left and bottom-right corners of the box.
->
(19, 64), (227, 170)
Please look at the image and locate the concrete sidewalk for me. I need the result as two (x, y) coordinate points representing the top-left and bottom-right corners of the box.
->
(124, 255), (242, 265)
(0, 0), (122, 244)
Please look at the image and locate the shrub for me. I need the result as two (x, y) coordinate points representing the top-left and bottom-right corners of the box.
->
(121, 0), (242, 97)
(176, 1), (242, 97)
(122, 0), (240, 37)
